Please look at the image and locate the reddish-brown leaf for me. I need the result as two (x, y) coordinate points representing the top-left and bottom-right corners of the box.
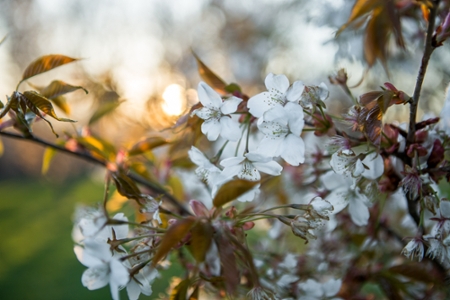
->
(337, 0), (382, 34)
(22, 55), (79, 81)
(193, 51), (227, 94)
(190, 220), (213, 263)
(388, 263), (444, 285)
(152, 217), (196, 266)
(215, 231), (239, 295)
(213, 179), (259, 207)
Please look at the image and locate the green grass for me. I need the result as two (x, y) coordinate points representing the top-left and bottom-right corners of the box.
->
(0, 178), (178, 300)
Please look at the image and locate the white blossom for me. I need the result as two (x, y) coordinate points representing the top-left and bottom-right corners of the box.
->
(247, 73), (304, 118)
(401, 238), (425, 262)
(192, 82), (242, 141)
(74, 238), (129, 300)
(298, 278), (342, 300)
(220, 152), (283, 181)
(256, 102), (306, 166)
(126, 266), (158, 300)
(188, 146), (226, 190)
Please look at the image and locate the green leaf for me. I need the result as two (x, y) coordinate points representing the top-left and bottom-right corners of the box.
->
(76, 136), (117, 161)
(21, 55), (79, 82)
(192, 51), (227, 94)
(89, 100), (125, 125)
(190, 221), (213, 263)
(23, 91), (76, 122)
(224, 83), (242, 94)
(128, 137), (168, 156)
(0, 99), (3, 109)
(213, 179), (259, 207)
(169, 278), (190, 300)
(152, 217), (196, 266)
(41, 147), (57, 175)
(111, 172), (142, 199)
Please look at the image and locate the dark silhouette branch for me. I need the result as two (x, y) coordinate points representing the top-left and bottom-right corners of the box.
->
(0, 130), (191, 215)
(407, 0), (440, 144)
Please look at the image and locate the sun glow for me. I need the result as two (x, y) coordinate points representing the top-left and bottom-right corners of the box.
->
(162, 84), (186, 116)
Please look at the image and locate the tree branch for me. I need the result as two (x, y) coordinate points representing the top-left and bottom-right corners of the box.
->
(407, 0), (440, 144)
(0, 130), (191, 215)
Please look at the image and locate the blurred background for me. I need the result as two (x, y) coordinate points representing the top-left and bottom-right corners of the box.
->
(1, 0), (450, 299)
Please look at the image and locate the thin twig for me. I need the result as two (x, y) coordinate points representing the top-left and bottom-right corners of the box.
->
(0, 130), (191, 215)
(407, 0), (440, 144)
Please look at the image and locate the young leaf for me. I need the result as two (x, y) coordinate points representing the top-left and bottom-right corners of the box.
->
(21, 55), (79, 82)
(23, 91), (76, 122)
(215, 231), (239, 295)
(76, 136), (117, 161)
(167, 175), (184, 200)
(337, 0), (381, 34)
(169, 278), (190, 300)
(190, 221), (213, 263)
(0, 95), (17, 119)
(0, 138), (3, 157)
(192, 51), (227, 94)
(89, 100), (125, 125)
(111, 172), (142, 200)
(41, 147), (57, 175)
(128, 136), (168, 156)
(152, 217), (196, 266)
(213, 179), (259, 207)
(0, 99), (3, 109)
(49, 96), (70, 114)
(39, 80), (88, 99)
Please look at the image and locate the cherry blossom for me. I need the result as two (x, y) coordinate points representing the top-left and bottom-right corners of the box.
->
(247, 73), (304, 118)
(192, 82), (242, 141)
(256, 102), (306, 166)
(74, 238), (129, 300)
(220, 152), (283, 181)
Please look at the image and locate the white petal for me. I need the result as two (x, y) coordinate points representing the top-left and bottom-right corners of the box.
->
(220, 156), (245, 167)
(256, 136), (284, 157)
(298, 279), (323, 297)
(321, 170), (351, 191)
(265, 73), (289, 95)
(280, 134), (305, 166)
(258, 120), (289, 138)
(348, 196), (370, 226)
(126, 280), (141, 300)
(286, 81), (305, 102)
(111, 213), (128, 240)
(247, 92), (273, 118)
(284, 102), (305, 136)
(109, 280), (120, 300)
(220, 96), (242, 114)
(84, 238), (112, 260)
(188, 146), (213, 168)
(82, 265), (109, 290)
(198, 82), (222, 109)
(201, 119), (221, 141)
(318, 82), (329, 100)
(362, 152), (384, 179)
(237, 184), (260, 202)
(193, 107), (215, 120)
(325, 187), (350, 213)
(253, 160), (283, 176)
(74, 245), (103, 268)
(263, 105), (288, 124)
(353, 159), (365, 177)
(110, 258), (130, 287)
(238, 161), (261, 181)
(222, 164), (244, 180)
(219, 116), (241, 141)
(323, 278), (342, 297)
(245, 152), (272, 163)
